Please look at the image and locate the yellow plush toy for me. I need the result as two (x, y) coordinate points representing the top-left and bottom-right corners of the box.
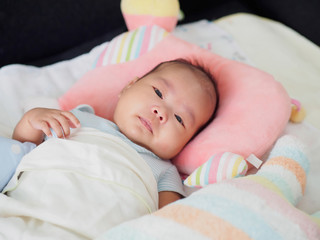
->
(120, 0), (180, 32)
(290, 99), (306, 123)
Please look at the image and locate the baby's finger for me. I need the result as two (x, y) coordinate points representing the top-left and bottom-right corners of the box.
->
(60, 111), (81, 128)
(53, 113), (75, 137)
(37, 121), (53, 137)
(47, 118), (66, 138)
(58, 119), (71, 137)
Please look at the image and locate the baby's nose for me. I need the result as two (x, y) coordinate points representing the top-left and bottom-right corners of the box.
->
(152, 106), (167, 123)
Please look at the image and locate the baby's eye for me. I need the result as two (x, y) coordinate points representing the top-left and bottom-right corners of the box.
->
(154, 88), (163, 99)
(175, 114), (184, 127)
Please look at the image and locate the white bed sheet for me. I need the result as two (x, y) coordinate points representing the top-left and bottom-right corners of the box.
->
(0, 16), (319, 214)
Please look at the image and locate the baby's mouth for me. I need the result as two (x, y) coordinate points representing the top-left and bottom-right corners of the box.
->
(139, 117), (153, 133)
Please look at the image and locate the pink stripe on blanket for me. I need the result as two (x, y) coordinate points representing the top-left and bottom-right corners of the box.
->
(208, 152), (224, 183)
(232, 178), (320, 239)
(139, 26), (152, 56)
(154, 204), (252, 240)
(221, 152), (233, 179)
(96, 45), (108, 67)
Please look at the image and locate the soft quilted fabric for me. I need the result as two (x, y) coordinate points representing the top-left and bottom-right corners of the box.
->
(96, 135), (320, 240)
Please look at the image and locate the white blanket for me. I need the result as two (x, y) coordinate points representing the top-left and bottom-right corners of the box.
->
(0, 127), (158, 239)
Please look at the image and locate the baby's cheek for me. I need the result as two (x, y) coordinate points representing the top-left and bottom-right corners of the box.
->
(154, 139), (182, 159)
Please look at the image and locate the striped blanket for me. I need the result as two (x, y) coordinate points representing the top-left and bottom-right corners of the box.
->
(97, 135), (320, 240)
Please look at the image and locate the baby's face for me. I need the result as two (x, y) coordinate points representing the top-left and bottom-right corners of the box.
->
(113, 62), (216, 159)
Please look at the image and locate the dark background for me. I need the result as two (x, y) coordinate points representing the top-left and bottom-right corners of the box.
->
(1, 0), (319, 67)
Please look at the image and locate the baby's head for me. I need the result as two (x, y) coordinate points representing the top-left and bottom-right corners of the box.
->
(113, 59), (218, 159)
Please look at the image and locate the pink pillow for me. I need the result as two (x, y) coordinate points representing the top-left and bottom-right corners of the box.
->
(59, 32), (291, 175)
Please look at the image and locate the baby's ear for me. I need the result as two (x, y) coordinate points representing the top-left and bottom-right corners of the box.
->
(119, 77), (139, 97)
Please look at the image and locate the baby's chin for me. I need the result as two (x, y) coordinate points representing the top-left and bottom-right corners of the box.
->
(127, 136), (154, 154)
(121, 130), (179, 159)
(150, 147), (179, 160)
(133, 140), (176, 159)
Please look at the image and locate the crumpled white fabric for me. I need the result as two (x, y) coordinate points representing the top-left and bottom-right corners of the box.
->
(0, 127), (158, 239)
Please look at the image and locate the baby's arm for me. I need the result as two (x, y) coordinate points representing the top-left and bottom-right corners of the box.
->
(158, 191), (181, 209)
(12, 108), (80, 145)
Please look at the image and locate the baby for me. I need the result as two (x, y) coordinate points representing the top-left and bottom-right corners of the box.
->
(8, 59), (218, 208)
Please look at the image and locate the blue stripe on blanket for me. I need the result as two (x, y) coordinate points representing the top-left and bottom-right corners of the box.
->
(179, 193), (282, 240)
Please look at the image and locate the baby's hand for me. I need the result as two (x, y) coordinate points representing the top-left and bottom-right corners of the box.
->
(27, 108), (80, 139)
